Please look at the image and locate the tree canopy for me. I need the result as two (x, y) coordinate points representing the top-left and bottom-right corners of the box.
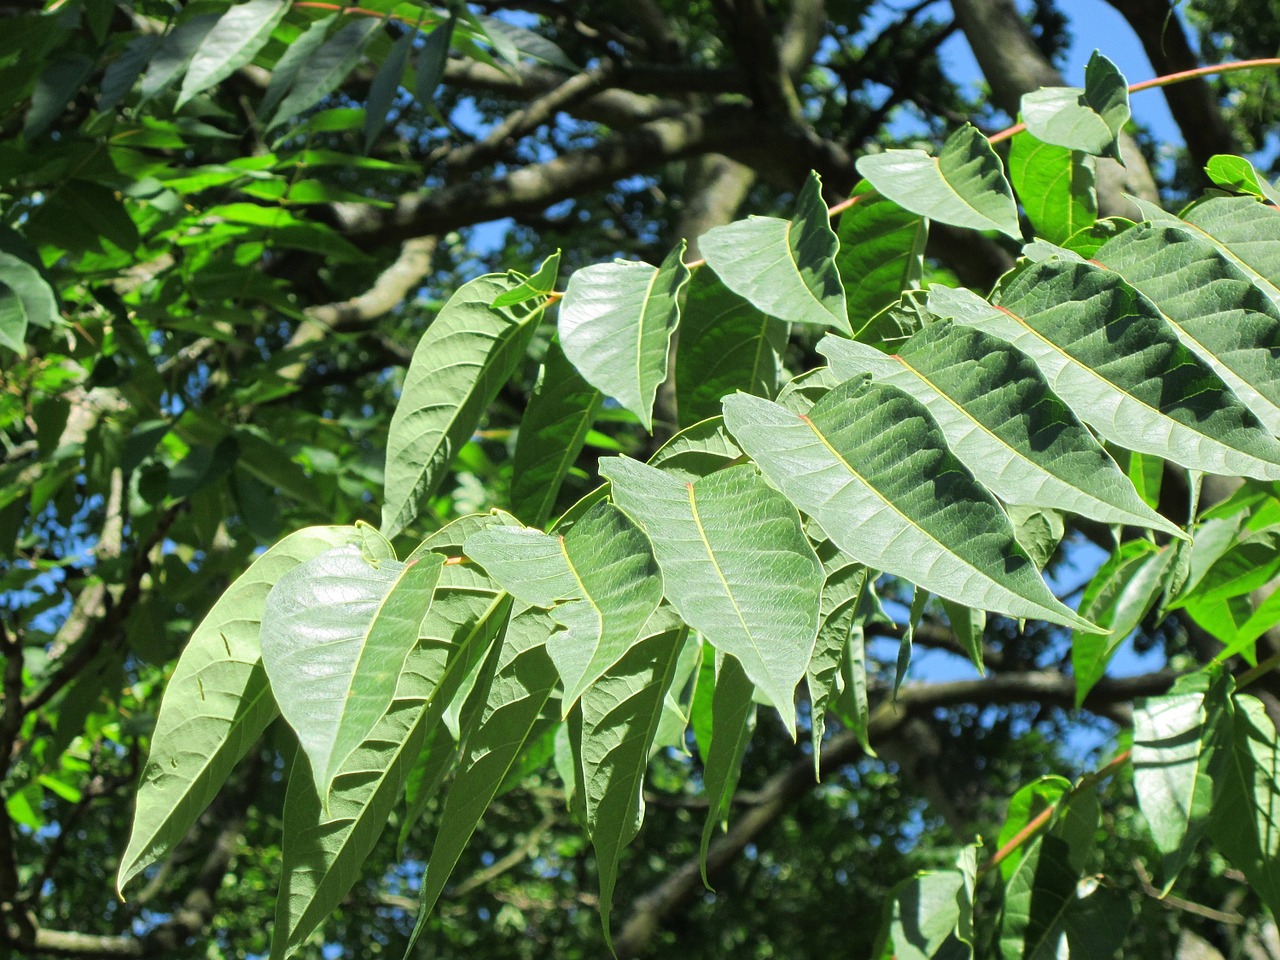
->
(4, 1), (1280, 958)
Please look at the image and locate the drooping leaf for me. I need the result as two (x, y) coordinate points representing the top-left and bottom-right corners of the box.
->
(652, 629), (703, 757)
(697, 652), (755, 888)
(1072, 544), (1174, 705)
(700, 170), (850, 333)
(260, 546), (445, 798)
(406, 607), (560, 950)
(722, 380), (1096, 630)
(997, 776), (1071, 884)
(1093, 221), (1280, 435)
(599, 457), (822, 733)
(118, 525), (355, 896)
(464, 500), (663, 710)
(98, 34), (162, 114)
(178, 0), (289, 109)
(414, 15), (455, 105)
(940, 598), (985, 673)
(1019, 51), (1129, 160)
(820, 324), (1181, 537)
(24, 54), (95, 139)
(833, 178), (927, 336)
(807, 538), (868, 776)
(267, 18), (381, 129)
(1132, 670), (1232, 891)
(0, 253), (58, 331)
(364, 24), (415, 151)
(1008, 133), (1096, 245)
(1205, 154), (1280, 205)
(930, 262), (1280, 480)
(855, 124), (1020, 239)
(382, 273), (541, 539)
(1209, 693), (1280, 919)
(675, 270), (788, 426)
(558, 242), (690, 431)
(510, 338), (601, 526)
(572, 606), (685, 947)
(0, 283), (27, 354)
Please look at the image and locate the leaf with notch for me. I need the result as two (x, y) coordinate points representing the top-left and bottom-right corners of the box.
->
(1019, 51), (1129, 160)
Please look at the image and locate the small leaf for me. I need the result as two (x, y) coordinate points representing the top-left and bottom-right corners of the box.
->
(98, 34), (162, 114)
(698, 652), (755, 888)
(260, 15), (335, 118)
(1008, 133), (1096, 245)
(178, 0), (289, 109)
(140, 14), (220, 103)
(118, 526), (355, 896)
(558, 242), (690, 431)
(0, 283), (27, 355)
(364, 24), (414, 151)
(464, 501), (663, 710)
(856, 124), (1020, 239)
(722, 381), (1097, 630)
(261, 546), (445, 799)
(268, 18), (381, 128)
(599, 457), (822, 734)
(24, 54), (95, 139)
(1205, 154), (1280, 205)
(493, 250), (561, 308)
(510, 338), (601, 527)
(415, 15), (455, 106)
(675, 270), (788, 426)
(1019, 51), (1130, 160)
(382, 273), (541, 539)
(646, 417), (743, 481)
(807, 539), (868, 776)
(700, 171), (850, 333)
(834, 179), (927, 336)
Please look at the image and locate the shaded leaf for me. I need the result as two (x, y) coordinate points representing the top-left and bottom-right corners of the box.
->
(178, 0), (288, 109)
(833, 179), (927, 336)
(259, 15), (335, 118)
(697, 652), (755, 888)
(268, 18), (381, 129)
(1009, 133), (1096, 245)
(364, 25), (414, 151)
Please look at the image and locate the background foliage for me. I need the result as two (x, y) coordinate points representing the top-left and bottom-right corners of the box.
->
(4, 1), (1280, 958)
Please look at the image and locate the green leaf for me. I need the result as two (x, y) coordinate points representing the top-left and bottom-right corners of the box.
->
(0, 252), (58, 331)
(382, 274), (540, 539)
(24, 53), (95, 139)
(834, 179), (927, 336)
(510, 338), (601, 526)
(572, 606), (685, 947)
(940, 598), (985, 673)
(178, 0), (289, 109)
(259, 15), (335, 118)
(820, 324), (1181, 537)
(1008, 134), (1096, 245)
(98, 34), (162, 114)
(1205, 154), (1280, 205)
(675, 270), (788, 426)
(698, 652), (755, 888)
(722, 380), (1095, 630)
(1132, 670), (1232, 891)
(997, 776), (1070, 883)
(118, 525), (354, 896)
(140, 14), (219, 103)
(261, 547), (445, 799)
(646, 417), (743, 481)
(364, 24), (414, 151)
(1072, 545), (1173, 706)
(267, 18), (381, 128)
(1019, 51), (1129, 160)
(407, 607), (560, 950)
(931, 262), (1280, 480)
(558, 242), (690, 431)
(856, 124), (1020, 239)
(1092, 220), (1280, 436)
(1209, 693), (1280, 919)
(807, 539), (868, 776)
(0, 283), (27, 355)
(874, 867), (972, 960)
(493, 250), (561, 308)
(415, 15), (455, 105)
(599, 458), (822, 733)
(1166, 196), (1280, 313)
(700, 170), (850, 333)
(464, 501), (662, 710)
(652, 630), (703, 757)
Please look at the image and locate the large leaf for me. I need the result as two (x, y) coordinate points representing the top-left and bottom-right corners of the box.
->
(699, 170), (850, 333)
(1133, 671), (1232, 891)
(1209, 693), (1280, 919)
(118, 525), (354, 895)
(510, 339), (601, 526)
(1093, 221), (1280, 435)
(646, 416), (743, 481)
(571, 606), (685, 946)
(0, 253), (58, 330)
(697, 652), (755, 887)
(599, 457), (822, 733)
(382, 273), (540, 539)
(406, 607), (560, 950)
(268, 17), (381, 128)
(722, 380), (1094, 629)
(139, 14), (219, 103)
(856, 124), (1020, 239)
(177, 0), (288, 108)
(820, 325), (1180, 536)
(1019, 51), (1129, 160)
(1164, 195), (1280, 312)
(930, 262), (1280, 480)
(1008, 134), (1096, 245)
(834, 178), (927, 336)
(557, 242), (690, 431)
(464, 500), (662, 710)
(261, 546), (445, 798)
(675, 270), (788, 426)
